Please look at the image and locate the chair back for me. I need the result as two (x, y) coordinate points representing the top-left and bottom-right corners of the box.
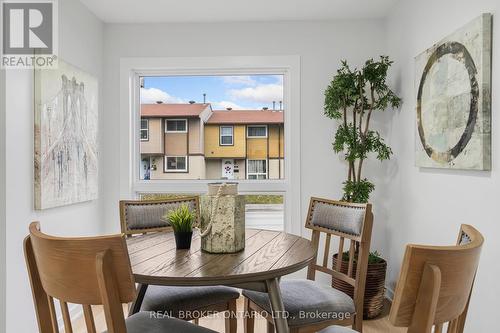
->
(119, 196), (200, 236)
(389, 224), (484, 333)
(305, 197), (373, 330)
(25, 222), (136, 333)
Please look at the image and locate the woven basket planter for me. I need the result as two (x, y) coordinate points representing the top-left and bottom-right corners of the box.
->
(331, 253), (387, 319)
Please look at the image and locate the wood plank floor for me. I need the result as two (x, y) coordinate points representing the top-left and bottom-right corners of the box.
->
(71, 297), (407, 333)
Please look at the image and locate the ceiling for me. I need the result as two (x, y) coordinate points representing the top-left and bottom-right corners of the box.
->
(79, 0), (400, 24)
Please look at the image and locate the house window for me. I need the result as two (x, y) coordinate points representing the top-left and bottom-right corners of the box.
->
(140, 119), (149, 141)
(136, 73), (287, 182)
(247, 160), (267, 179)
(165, 156), (187, 172)
(247, 125), (268, 138)
(220, 126), (234, 145)
(165, 119), (187, 133)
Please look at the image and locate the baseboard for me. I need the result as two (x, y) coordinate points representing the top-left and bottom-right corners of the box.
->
(58, 304), (83, 330)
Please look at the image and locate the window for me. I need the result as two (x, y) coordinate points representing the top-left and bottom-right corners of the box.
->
(247, 125), (268, 138)
(140, 119), (149, 141)
(220, 126), (234, 145)
(165, 156), (187, 172)
(124, 57), (299, 233)
(136, 73), (286, 182)
(165, 119), (187, 133)
(247, 160), (267, 179)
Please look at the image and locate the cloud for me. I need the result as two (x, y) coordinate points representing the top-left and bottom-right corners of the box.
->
(140, 87), (185, 104)
(211, 100), (246, 110)
(229, 83), (283, 104)
(222, 76), (256, 86)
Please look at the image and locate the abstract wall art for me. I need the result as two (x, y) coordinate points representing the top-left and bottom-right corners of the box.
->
(34, 60), (98, 209)
(415, 13), (492, 170)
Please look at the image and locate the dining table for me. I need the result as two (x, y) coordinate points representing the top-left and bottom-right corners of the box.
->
(126, 228), (316, 333)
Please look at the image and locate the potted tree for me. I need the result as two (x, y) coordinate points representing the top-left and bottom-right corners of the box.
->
(164, 204), (195, 249)
(324, 56), (401, 318)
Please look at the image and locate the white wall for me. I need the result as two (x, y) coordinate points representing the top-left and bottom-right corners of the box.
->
(101, 20), (387, 234)
(385, 1), (499, 331)
(0, 67), (6, 333)
(3, 0), (104, 331)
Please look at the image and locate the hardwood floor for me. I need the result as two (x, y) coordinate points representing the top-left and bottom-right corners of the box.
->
(71, 297), (406, 333)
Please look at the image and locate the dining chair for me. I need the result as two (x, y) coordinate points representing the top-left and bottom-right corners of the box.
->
(24, 221), (217, 333)
(318, 224), (484, 333)
(119, 197), (239, 333)
(389, 224), (483, 333)
(243, 197), (373, 333)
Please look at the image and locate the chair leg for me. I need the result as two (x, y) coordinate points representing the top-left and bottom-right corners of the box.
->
(225, 299), (237, 333)
(267, 321), (275, 333)
(244, 297), (255, 333)
(354, 313), (363, 333)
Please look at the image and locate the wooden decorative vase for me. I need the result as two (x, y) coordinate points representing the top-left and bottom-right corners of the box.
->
(200, 182), (245, 253)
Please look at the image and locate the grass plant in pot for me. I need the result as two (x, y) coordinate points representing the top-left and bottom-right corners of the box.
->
(165, 204), (195, 249)
(324, 56), (401, 318)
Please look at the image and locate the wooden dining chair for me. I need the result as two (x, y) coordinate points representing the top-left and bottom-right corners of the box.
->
(243, 197), (373, 333)
(389, 224), (483, 333)
(119, 197), (239, 333)
(318, 224), (484, 333)
(24, 221), (217, 333)
(119, 197), (201, 237)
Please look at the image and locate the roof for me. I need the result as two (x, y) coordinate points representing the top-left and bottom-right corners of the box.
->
(207, 110), (284, 124)
(141, 103), (210, 117)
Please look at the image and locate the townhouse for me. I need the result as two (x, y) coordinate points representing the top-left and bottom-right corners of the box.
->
(140, 103), (284, 180)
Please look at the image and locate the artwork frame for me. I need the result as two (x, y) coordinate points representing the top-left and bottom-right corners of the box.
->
(34, 59), (99, 210)
(415, 13), (492, 170)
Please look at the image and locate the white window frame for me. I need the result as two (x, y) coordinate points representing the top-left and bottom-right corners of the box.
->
(220, 126), (234, 146)
(247, 159), (268, 179)
(140, 118), (149, 141)
(165, 119), (188, 133)
(164, 156), (188, 172)
(120, 56), (301, 235)
(247, 125), (268, 138)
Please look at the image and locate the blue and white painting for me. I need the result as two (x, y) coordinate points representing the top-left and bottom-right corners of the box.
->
(34, 60), (98, 209)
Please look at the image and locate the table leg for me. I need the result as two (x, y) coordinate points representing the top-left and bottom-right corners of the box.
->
(265, 278), (289, 333)
(128, 283), (148, 316)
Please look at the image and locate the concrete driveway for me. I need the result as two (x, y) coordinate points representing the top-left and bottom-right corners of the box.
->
(245, 204), (284, 231)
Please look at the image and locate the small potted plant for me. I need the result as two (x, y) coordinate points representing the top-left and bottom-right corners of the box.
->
(164, 204), (195, 249)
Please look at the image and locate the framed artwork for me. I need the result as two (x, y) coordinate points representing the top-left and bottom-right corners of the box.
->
(34, 59), (98, 209)
(415, 13), (492, 170)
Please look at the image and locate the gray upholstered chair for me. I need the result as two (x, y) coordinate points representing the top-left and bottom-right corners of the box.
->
(318, 326), (356, 333)
(119, 197), (240, 333)
(243, 197), (373, 333)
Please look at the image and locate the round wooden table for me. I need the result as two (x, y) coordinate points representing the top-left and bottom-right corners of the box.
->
(126, 228), (316, 333)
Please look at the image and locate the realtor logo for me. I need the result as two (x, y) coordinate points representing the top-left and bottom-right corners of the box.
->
(1, 0), (58, 68)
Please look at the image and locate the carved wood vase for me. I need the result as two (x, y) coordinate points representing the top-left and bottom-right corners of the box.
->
(200, 182), (245, 253)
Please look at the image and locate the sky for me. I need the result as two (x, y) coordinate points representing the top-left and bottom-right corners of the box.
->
(141, 74), (284, 110)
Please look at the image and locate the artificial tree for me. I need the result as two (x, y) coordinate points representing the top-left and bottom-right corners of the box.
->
(325, 56), (402, 318)
(324, 56), (402, 203)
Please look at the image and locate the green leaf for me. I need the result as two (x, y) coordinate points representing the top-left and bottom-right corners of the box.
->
(342, 179), (375, 204)
(323, 56), (402, 203)
(164, 204), (194, 232)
